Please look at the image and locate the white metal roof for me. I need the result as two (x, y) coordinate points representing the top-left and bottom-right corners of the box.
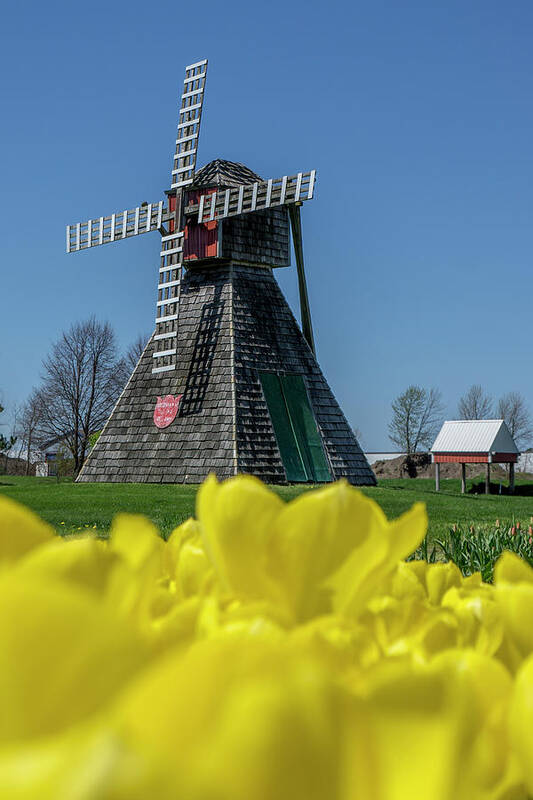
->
(431, 420), (519, 454)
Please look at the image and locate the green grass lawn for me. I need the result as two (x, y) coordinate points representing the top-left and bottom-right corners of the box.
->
(2, 474), (533, 541)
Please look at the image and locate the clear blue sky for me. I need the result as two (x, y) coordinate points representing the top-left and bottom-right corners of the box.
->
(1, 0), (532, 449)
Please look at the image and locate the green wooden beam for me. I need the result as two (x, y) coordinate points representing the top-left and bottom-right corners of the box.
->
(288, 204), (316, 356)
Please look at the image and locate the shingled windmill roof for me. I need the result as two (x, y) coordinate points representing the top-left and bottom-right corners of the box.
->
(192, 159), (263, 188)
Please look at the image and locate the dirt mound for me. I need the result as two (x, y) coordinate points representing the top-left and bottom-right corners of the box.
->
(372, 454), (509, 480)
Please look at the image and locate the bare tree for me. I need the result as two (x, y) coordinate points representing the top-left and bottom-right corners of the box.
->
(125, 332), (150, 373)
(458, 384), (493, 420)
(498, 392), (533, 450)
(14, 389), (45, 474)
(388, 386), (444, 454)
(38, 318), (124, 475)
(353, 426), (365, 448)
(0, 403), (17, 474)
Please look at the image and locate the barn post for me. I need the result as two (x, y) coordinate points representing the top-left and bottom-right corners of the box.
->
(435, 462), (440, 492)
(485, 462), (491, 494)
(509, 461), (515, 494)
(461, 463), (466, 494)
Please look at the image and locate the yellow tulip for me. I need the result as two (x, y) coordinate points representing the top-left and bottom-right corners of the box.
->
(0, 496), (53, 563)
(510, 654), (533, 795)
(0, 574), (146, 743)
(15, 536), (118, 595)
(166, 519), (212, 599)
(494, 552), (533, 665)
(327, 501), (427, 619)
(197, 474), (284, 604)
(1, 475), (533, 799)
(115, 636), (347, 800)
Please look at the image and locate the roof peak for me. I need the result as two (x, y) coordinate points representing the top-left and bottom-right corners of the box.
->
(443, 419), (504, 424)
(431, 418), (519, 454)
(191, 159), (263, 189)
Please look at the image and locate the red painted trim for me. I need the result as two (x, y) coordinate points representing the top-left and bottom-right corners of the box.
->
(183, 189), (218, 261)
(492, 453), (518, 463)
(433, 452), (517, 464)
(169, 195), (176, 233)
(434, 454), (488, 463)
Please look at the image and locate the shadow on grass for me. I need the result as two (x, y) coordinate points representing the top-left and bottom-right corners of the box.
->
(467, 481), (533, 496)
(508, 484), (533, 496)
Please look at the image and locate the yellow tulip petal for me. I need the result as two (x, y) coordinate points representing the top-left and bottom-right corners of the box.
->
(197, 474), (283, 601)
(431, 650), (514, 797)
(405, 558), (429, 581)
(388, 561), (427, 602)
(425, 562), (463, 605)
(442, 588), (504, 656)
(495, 583), (533, 660)
(269, 482), (387, 621)
(326, 529), (389, 618)
(386, 501), (428, 564)
(15, 537), (118, 595)
(117, 637), (345, 800)
(0, 719), (175, 800)
(345, 660), (476, 800)
(0, 497), (54, 563)
(495, 551), (533, 586)
(327, 503), (426, 620)
(165, 517), (200, 573)
(175, 540), (212, 598)
(110, 514), (161, 570)
(510, 654), (533, 794)
(0, 575), (147, 742)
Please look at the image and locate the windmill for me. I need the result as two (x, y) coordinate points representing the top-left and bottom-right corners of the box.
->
(67, 59), (316, 371)
(67, 59), (375, 486)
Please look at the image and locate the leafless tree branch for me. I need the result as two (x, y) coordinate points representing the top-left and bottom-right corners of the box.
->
(498, 392), (533, 450)
(37, 317), (125, 475)
(388, 385), (444, 454)
(458, 384), (493, 420)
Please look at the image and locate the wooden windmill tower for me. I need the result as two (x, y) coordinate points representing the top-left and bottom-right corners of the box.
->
(67, 59), (375, 485)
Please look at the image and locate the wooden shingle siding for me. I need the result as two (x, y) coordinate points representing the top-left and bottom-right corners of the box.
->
(78, 263), (374, 485)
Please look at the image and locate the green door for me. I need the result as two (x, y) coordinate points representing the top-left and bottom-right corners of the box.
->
(281, 375), (332, 483)
(259, 372), (307, 481)
(259, 372), (331, 483)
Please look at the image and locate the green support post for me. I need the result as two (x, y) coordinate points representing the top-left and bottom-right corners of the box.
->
(288, 203), (315, 356)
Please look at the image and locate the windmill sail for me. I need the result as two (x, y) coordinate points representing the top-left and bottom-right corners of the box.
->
(171, 59), (208, 190)
(152, 231), (183, 373)
(152, 58), (209, 374)
(193, 170), (316, 223)
(66, 201), (167, 253)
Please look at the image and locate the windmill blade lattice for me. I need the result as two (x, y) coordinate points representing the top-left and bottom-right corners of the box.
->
(152, 230), (184, 373)
(193, 170), (316, 223)
(171, 59), (208, 190)
(66, 201), (167, 253)
(152, 58), (209, 374)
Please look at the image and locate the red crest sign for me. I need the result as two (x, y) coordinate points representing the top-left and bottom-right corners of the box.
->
(153, 395), (183, 429)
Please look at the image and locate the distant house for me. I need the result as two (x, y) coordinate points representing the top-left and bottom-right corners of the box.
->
(430, 419), (519, 493)
(35, 433), (97, 477)
(35, 436), (66, 477)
